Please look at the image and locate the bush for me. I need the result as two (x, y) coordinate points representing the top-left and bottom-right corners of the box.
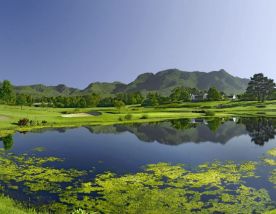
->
(29, 120), (37, 126)
(256, 104), (266, 108)
(205, 111), (215, 116)
(192, 110), (206, 114)
(124, 114), (133, 120)
(42, 120), (47, 125)
(257, 112), (266, 115)
(17, 118), (29, 126)
(140, 114), (148, 119)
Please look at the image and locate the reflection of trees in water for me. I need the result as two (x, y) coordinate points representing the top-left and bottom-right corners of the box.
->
(207, 118), (223, 132)
(170, 119), (196, 130)
(171, 118), (224, 133)
(240, 117), (276, 145)
(1, 135), (14, 150)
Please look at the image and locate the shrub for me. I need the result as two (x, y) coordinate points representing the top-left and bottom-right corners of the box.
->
(42, 120), (48, 125)
(124, 114), (133, 120)
(256, 104), (266, 108)
(192, 110), (206, 114)
(205, 111), (215, 116)
(257, 112), (266, 115)
(29, 120), (37, 126)
(17, 118), (29, 126)
(140, 114), (148, 119)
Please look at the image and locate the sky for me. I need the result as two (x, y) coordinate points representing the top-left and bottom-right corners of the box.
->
(0, 0), (276, 88)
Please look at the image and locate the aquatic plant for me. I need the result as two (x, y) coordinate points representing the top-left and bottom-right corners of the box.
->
(32, 147), (46, 152)
(54, 162), (273, 213)
(0, 148), (276, 213)
(0, 149), (85, 193)
(264, 158), (276, 166)
(267, 148), (276, 157)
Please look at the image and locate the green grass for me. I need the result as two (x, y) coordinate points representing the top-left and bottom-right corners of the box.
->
(0, 195), (37, 214)
(0, 100), (276, 136)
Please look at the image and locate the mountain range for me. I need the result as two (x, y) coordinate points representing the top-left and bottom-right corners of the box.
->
(12, 69), (249, 97)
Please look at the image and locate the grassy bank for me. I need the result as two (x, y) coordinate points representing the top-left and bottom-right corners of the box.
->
(0, 100), (276, 136)
(0, 195), (37, 214)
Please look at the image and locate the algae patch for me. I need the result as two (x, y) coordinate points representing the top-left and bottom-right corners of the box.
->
(54, 162), (273, 214)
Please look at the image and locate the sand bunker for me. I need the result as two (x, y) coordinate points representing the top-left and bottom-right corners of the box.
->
(0, 115), (10, 121)
(61, 113), (91, 118)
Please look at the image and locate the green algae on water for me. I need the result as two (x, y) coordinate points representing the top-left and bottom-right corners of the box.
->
(54, 162), (273, 214)
(0, 149), (86, 193)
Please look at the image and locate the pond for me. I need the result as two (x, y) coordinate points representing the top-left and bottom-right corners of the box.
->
(1, 117), (276, 213)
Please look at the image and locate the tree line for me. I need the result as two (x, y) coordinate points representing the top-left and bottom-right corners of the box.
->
(0, 73), (275, 108)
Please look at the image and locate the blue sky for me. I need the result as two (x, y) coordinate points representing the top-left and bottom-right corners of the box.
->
(0, 0), (276, 88)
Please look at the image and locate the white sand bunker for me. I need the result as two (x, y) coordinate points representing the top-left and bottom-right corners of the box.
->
(0, 115), (10, 121)
(61, 113), (91, 118)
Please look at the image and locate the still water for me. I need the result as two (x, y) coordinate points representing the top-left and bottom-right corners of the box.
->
(1, 117), (276, 213)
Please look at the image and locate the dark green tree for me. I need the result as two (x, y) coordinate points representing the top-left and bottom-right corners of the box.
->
(170, 87), (191, 102)
(207, 87), (222, 101)
(84, 94), (100, 107)
(78, 97), (87, 108)
(26, 95), (34, 106)
(142, 93), (159, 107)
(0, 80), (16, 104)
(246, 73), (275, 102)
(114, 100), (125, 110)
(16, 94), (27, 109)
(98, 97), (114, 107)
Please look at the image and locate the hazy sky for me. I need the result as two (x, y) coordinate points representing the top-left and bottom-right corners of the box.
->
(1, 0), (276, 88)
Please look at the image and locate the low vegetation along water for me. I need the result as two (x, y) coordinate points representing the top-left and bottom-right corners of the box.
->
(1, 117), (276, 213)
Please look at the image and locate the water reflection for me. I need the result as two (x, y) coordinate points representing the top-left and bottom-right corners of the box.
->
(240, 117), (276, 145)
(86, 117), (276, 146)
(1, 117), (276, 150)
(1, 135), (13, 150)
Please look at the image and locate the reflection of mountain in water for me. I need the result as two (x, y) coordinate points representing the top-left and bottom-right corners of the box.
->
(2, 117), (275, 150)
(86, 120), (247, 145)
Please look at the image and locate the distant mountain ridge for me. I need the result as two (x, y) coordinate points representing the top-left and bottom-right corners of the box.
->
(11, 69), (249, 97)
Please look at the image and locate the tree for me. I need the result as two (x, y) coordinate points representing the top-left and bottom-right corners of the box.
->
(16, 94), (27, 109)
(114, 100), (125, 110)
(142, 93), (159, 107)
(78, 97), (87, 108)
(84, 94), (100, 107)
(26, 95), (34, 106)
(98, 97), (114, 107)
(246, 73), (275, 102)
(170, 87), (191, 102)
(0, 80), (16, 104)
(207, 87), (222, 101)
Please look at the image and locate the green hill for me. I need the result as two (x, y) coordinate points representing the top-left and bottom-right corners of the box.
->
(124, 69), (249, 96)
(14, 84), (79, 98)
(13, 69), (249, 97)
